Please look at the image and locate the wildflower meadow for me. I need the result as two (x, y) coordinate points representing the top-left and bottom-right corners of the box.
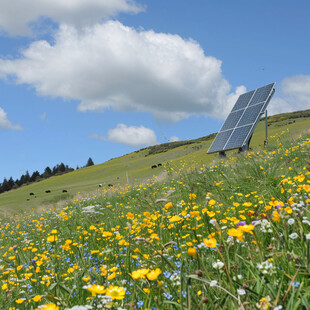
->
(0, 131), (309, 309)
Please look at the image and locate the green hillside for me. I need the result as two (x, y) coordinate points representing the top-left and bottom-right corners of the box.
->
(1, 109), (309, 214)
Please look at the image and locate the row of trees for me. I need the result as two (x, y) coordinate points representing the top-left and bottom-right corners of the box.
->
(0, 158), (94, 194)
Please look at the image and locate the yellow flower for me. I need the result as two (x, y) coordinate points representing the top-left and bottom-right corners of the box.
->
(87, 284), (105, 296)
(187, 247), (197, 257)
(143, 288), (151, 294)
(169, 215), (182, 222)
(190, 211), (200, 217)
(16, 299), (25, 304)
(272, 210), (280, 223)
(189, 193), (196, 200)
(203, 238), (217, 248)
(227, 228), (243, 241)
(284, 206), (292, 214)
(47, 235), (58, 242)
(256, 296), (271, 310)
(51, 229), (58, 234)
(82, 276), (91, 282)
(61, 243), (70, 251)
(207, 211), (215, 217)
(40, 304), (59, 310)
(33, 295), (41, 302)
(2, 283), (8, 290)
(243, 202), (252, 207)
(24, 272), (33, 279)
(100, 265), (108, 276)
(208, 199), (216, 206)
(164, 202), (173, 209)
(131, 268), (149, 280)
(296, 174), (305, 182)
(107, 272), (116, 280)
(146, 268), (162, 281)
(105, 285), (126, 300)
(126, 212), (134, 219)
(240, 224), (255, 233)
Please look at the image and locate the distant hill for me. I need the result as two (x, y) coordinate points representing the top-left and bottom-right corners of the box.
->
(1, 109), (309, 215)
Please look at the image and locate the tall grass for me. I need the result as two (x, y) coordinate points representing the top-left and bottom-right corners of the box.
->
(0, 131), (309, 309)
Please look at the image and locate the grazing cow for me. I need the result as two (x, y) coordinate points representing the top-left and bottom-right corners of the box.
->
(27, 199), (30, 201)
(45, 190), (51, 193)
(62, 190), (67, 193)
(29, 192), (34, 196)
(108, 184), (113, 187)
(99, 184), (102, 187)
(151, 165), (157, 169)
(157, 163), (162, 167)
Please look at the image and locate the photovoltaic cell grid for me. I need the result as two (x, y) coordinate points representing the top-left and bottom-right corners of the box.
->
(208, 82), (275, 153)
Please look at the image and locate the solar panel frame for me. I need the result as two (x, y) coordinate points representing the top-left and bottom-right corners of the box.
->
(207, 83), (275, 154)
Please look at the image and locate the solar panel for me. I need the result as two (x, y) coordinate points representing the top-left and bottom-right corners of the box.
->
(208, 82), (275, 154)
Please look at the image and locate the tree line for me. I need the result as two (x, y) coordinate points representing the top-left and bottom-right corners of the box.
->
(0, 157), (94, 194)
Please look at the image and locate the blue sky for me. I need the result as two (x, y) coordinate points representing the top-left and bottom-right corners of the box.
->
(0, 0), (309, 181)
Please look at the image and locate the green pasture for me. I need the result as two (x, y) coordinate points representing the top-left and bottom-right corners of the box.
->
(0, 110), (309, 214)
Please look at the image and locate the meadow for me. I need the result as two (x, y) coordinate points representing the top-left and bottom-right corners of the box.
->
(0, 110), (309, 214)
(0, 129), (309, 309)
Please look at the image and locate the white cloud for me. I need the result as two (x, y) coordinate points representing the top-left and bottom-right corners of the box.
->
(0, 21), (243, 122)
(93, 124), (158, 147)
(269, 75), (310, 115)
(0, 107), (22, 130)
(0, 0), (143, 36)
(169, 136), (179, 142)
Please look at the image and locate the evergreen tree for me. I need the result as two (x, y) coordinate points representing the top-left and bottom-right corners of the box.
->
(30, 171), (40, 182)
(42, 166), (52, 178)
(24, 171), (31, 184)
(86, 157), (94, 167)
(19, 174), (26, 186)
(52, 164), (59, 175)
(1, 178), (9, 192)
(8, 177), (15, 190)
(59, 163), (66, 173)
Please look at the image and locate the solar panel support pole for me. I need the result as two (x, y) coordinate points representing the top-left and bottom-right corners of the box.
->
(264, 110), (268, 147)
(219, 151), (226, 159)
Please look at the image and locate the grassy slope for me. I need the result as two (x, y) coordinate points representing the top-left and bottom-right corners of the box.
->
(1, 109), (309, 214)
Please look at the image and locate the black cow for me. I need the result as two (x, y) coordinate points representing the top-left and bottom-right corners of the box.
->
(62, 190), (67, 193)
(157, 163), (162, 167)
(108, 184), (113, 187)
(151, 165), (157, 169)
(45, 190), (51, 193)
(29, 192), (34, 196)
(99, 184), (102, 187)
